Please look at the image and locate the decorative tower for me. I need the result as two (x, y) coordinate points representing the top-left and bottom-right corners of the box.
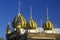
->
(29, 6), (37, 29)
(12, 1), (26, 30)
(42, 7), (54, 30)
(6, 22), (11, 34)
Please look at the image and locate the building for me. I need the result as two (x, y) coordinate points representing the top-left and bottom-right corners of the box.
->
(6, 2), (60, 40)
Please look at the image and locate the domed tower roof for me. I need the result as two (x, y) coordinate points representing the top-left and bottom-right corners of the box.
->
(12, 1), (26, 29)
(12, 13), (26, 29)
(29, 16), (37, 29)
(42, 7), (54, 30)
(27, 6), (37, 29)
(42, 19), (54, 30)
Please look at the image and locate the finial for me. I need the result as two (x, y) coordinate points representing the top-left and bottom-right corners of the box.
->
(30, 6), (32, 19)
(30, 6), (32, 18)
(41, 19), (42, 27)
(8, 22), (10, 26)
(47, 7), (49, 19)
(55, 24), (57, 28)
(18, 1), (20, 13)
(7, 22), (10, 29)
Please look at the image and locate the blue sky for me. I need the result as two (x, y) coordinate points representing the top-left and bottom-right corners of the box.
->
(0, 0), (60, 38)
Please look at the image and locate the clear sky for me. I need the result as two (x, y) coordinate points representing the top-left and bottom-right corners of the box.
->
(0, 0), (60, 38)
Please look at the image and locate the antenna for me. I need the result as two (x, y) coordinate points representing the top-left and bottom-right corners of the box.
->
(30, 6), (32, 18)
(18, 1), (20, 13)
(47, 7), (48, 19)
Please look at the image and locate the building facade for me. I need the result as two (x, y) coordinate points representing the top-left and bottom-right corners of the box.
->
(6, 2), (60, 40)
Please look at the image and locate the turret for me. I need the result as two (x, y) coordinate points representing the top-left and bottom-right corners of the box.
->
(29, 6), (37, 29)
(42, 7), (54, 30)
(6, 22), (11, 34)
(12, 1), (26, 29)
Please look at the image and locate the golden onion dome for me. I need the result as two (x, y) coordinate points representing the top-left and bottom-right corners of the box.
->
(42, 19), (54, 30)
(12, 13), (26, 29)
(29, 16), (37, 29)
(6, 23), (11, 34)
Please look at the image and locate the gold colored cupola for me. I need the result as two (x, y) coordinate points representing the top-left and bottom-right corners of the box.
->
(6, 22), (11, 34)
(29, 16), (37, 29)
(12, 13), (26, 29)
(42, 19), (54, 30)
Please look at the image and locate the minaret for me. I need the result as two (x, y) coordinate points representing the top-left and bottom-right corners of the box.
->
(6, 22), (11, 34)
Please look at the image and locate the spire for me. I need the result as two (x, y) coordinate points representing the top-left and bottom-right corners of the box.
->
(17, 1), (21, 17)
(6, 22), (11, 34)
(18, 1), (20, 13)
(41, 19), (42, 27)
(47, 7), (49, 19)
(30, 6), (32, 19)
